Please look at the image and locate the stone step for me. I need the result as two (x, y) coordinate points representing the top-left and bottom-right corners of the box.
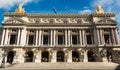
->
(2, 62), (120, 70)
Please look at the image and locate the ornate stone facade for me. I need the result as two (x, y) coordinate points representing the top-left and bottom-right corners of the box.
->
(0, 5), (120, 65)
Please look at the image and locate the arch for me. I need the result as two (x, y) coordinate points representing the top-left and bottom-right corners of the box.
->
(57, 51), (65, 62)
(7, 51), (15, 64)
(107, 50), (113, 62)
(72, 51), (80, 62)
(87, 51), (95, 62)
(41, 51), (49, 62)
(25, 51), (34, 62)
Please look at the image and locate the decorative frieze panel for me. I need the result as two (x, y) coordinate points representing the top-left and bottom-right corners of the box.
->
(94, 17), (117, 24)
(28, 17), (90, 24)
(3, 18), (25, 24)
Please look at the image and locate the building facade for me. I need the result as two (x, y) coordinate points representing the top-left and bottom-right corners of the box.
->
(0, 4), (120, 64)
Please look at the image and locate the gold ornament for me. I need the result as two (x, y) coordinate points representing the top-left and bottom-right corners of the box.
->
(15, 4), (25, 14)
(95, 4), (104, 14)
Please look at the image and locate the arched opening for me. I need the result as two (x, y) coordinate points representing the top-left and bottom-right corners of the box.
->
(41, 51), (49, 62)
(25, 51), (34, 62)
(107, 50), (112, 62)
(87, 51), (95, 62)
(57, 51), (64, 62)
(72, 51), (80, 62)
(7, 51), (15, 64)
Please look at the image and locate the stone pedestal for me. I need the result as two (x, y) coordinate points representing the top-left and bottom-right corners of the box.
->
(51, 51), (56, 62)
(67, 50), (72, 62)
(84, 51), (88, 62)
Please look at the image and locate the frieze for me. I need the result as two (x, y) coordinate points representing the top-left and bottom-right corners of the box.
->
(2, 17), (26, 24)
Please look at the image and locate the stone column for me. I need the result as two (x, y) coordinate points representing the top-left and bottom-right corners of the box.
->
(82, 30), (85, 46)
(97, 29), (100, 45)
(114, 29), (119, 45)
(65, 30), (67, 46)
(4, 29), (9, 45)
(99, 29), (104, 45)
(79, 30), (82, 46)
(53, 30), (56, 46)
(1, 29), (5, 45)
(17, 29), (21, 45)
(35, 30), (38, 46)
(39, 30), (42, 46)
(111, 29), (116, 45)
(94, 27), (98, 46)
(20, 28), (27, 46)
(83, 50), (88, 62)
(68, 30), (70, 46)
(50, 30), (53, 46)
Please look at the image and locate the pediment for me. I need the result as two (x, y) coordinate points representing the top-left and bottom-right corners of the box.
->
(2, 18), (26, 24)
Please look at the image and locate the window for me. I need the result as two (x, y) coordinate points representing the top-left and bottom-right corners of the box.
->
(72, 35), (78, 45)
(10, 35), (16, 44)
(43, 35), (49, 45)
(86, 35), (92, 45)
(58, 35), (64, 45)
(28, 35), (34, 45)
(104, 34), (110, 44)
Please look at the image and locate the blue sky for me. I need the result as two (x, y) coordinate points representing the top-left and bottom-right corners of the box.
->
(0, 0), (120, 27)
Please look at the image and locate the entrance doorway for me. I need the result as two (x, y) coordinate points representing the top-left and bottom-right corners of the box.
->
(7, 51), (15, 64)
(41, 51), (49, 62)
(25, 51), (34, 62)
(87, 51), (95, 62)
(57, 51), (64, 62)
(72, 51), (80, 62)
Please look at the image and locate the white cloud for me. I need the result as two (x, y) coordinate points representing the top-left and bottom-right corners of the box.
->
(92, 0), (120, 23)
(79, 9), (92, 14)
(0, 0), (38, 10)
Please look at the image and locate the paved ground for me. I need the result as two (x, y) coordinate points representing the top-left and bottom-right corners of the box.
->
(0, 62), (120, 70)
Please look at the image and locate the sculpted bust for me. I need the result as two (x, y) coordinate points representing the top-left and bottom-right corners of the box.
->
(15, 4), (25, 14)
(95, 4), (104, 14)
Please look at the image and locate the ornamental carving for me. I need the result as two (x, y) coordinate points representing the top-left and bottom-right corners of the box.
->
(3, 18), (25, 24)
(97, 18), (117, 24)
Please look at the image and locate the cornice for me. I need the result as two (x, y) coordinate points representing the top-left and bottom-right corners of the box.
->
(4, 12), (115, 17)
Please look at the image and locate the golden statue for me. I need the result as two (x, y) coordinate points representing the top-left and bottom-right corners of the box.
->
(15, 4), (25, 14)
(95, 4), (104, 14)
